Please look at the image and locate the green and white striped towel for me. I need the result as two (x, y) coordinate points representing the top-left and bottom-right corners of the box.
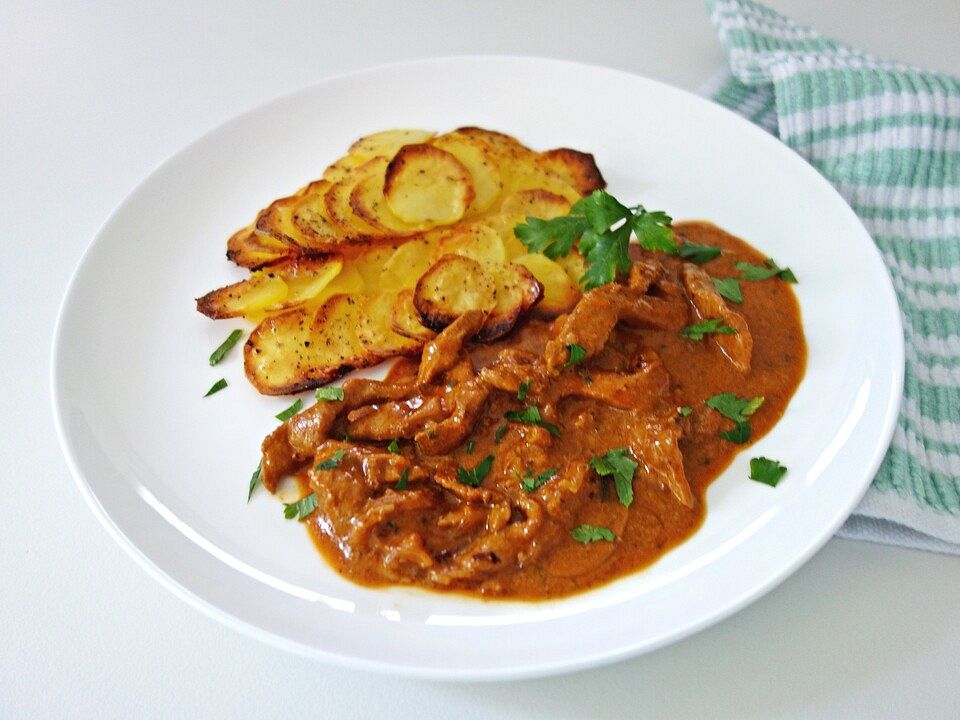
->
(704, 0), (960, 553)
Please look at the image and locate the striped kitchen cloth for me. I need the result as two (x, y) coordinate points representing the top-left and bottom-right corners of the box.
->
(703, 0), (960, 553)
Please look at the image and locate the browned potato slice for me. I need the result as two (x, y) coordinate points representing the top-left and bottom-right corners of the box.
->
(323, 154), (367, 183)
(430, 132), (502, 213)
(499, 159), (582, 205)
(323, 164), (383, 238)
(287, 181), (348, 249)
(433, 222), (506, 265)
(244, 294), (373, 395)
(226, 225), (296, 269)
(391, 289), (436, 340)
(196, 255), (343, 319)
(349, 129), (435, 159)
(349, 157), (430, 235)
(413, 255), (495, 331)
(539, 148), (606, 195)
(384, 145), (474, 225)
(512, 253), (579, 318)
(382, 238), (437, 289)
(478, 262), (543, 341)
(357, 291), (424, 357)
(498, 189), (572, 220)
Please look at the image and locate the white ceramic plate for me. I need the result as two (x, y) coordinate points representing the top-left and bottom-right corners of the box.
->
(52, 57), (903, 680)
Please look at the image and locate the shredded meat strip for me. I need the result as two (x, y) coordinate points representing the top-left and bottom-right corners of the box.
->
(681, 262), (753, 373)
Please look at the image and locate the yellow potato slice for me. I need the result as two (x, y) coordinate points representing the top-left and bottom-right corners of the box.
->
(498, 189), (572, 220)
(357, 291), (424, 357)
(499, 159), (582, 205)
(349, 129), (435, 159)
(434, 222), (506, 266)
(226, 225), (296, 269)
(286, 181), (349, 249)
(244, 294), (373, 395)
(413, 254), (495, 331)
(431, 132), (502, 213)
(512, 253), (580, 318)
(349, 157), (430, 235)
(391, 289), (436, 341)
(556, 251), (588, 288)
(479, 212), (529, 260)
(478, 262), (543, 341)
(196, 255), (342, 320)
(381, 237), (437, 289)
(351, 245), (397, 291)
(538, 148), (606, 195)
(384, 144), (474, 225)
(323, 153), (367, 183)
(323, 164), (383, 238)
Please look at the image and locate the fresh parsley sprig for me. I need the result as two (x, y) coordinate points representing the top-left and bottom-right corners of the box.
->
(457, 455), (495, 487)
(283, 493), (317, 520)
(737, 258), (797, 283)
(705, 392), (765, 444)
(514, 190), (675, 289)
(520, 468), (558, 493)
(679, 319), (737, 340)
(590, 449), (638, 507)
(749, 457), (788, 487)
(570, 524), (616, 544)
(504, 406), (561, 437)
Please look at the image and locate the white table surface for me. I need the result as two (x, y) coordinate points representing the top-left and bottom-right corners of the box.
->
(3, 1), (959, 717)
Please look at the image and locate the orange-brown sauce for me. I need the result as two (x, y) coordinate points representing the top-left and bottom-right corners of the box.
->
(299, 222), (805, 598)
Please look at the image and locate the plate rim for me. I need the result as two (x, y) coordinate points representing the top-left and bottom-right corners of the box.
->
(50, 54), (905, 680)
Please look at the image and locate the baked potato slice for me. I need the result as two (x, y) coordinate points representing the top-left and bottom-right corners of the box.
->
(538, 148), (606, 195)
(391, 289), (437, 341)
(244, 294), (373, 395)
(196, 255), (343, 320)
(349, 157), (431, 235)
(323, 164), (383, 239)
(413, 254), (495, 331)
(478, 262), (543, 341)
(323, 153), (367, 183)
(349, 129), (435, 159)
(556, 251), (588, 288)
(498, 189), (572, 220)
(358, 291), (425, 357)
(433, 222), (506, 266)
(384, 144), (474, 225)
(226, 225), (296, 269)
(430, 132), (502, 213)
(512, 253), (579, 318)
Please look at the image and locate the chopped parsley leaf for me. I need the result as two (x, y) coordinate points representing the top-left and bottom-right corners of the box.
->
(395, 468), (409, 490)
(466, 440), (476, 454)
(246, 463), (261, 502)
(679, 318), (737, 340)
(678, 242), (722, 264)
(494, 424), (508, 443)
(566, 343), (587, 367)
(590, 448), (638, 507)
(315, 386), (344, 402)
(315, 449), (346, 470)
(711, 277), (743, 304)
(387, 439), (400, 454)
(706, 392), (764, 445)
(204, 378), (228, 397)
(570, 524), (616, 544)
(275, 398), (303, 421)
(736, 258), (797, 283)
(208, 329), (243, 366)
(517, 380), (532, 401)
(521, 468), (558, 493)
(457, 454), (494, 487)
(504, 406), (561, 437)
(283, 493), (317, 520)
(749, 457), (788, 487)
(678, 406), (693, 417)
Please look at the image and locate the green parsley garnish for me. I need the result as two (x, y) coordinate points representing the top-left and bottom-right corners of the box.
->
(514, 190), (675, 289)
(570, 524), (616, 544)
(275, 399), (303, 421)
(749, 457), (788, 487)
(521, 468), (558, 493)
(678, 406), (694, 417)
(705, 392), (765, 445)
(283, 493), (317, 520)
(590, 449), (638, 507)
(315, 449), (346, 470)
(711, 277), (743, 304)
(247, 463), (261, 502)
(566, 343), (587, 367)
(208, 329), (243, 366)
(504, 406), (561, 437)
(494, 424), (508, 443)
(677, 242), (722, 264)
(395, 468), (409, 490)
(457, 455), (495, 487)
(517, 380), (532, 401)
(679, 318), (737, 340)
(387, 439), (400, 454)
(466, 440), (476, 454)
(736, 258), (797, 283)
(315, 386), (344, 402)
(204, 378), (227, 397)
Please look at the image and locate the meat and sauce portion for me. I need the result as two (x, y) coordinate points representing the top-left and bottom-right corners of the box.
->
(259, 222), (805, 598)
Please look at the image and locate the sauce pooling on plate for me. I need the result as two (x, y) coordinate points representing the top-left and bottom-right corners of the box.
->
(260, 222), (805, 599)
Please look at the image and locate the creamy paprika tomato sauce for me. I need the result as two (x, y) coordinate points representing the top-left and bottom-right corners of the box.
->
(260, 222), (805, 599)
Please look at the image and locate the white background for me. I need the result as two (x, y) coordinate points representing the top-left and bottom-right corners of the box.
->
(3, 1), (959, 718)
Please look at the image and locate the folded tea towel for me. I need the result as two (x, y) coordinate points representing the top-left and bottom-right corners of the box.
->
(704, 0), (960, 553)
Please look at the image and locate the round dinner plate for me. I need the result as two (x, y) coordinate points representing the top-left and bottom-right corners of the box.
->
(52, 57), (903, 680)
